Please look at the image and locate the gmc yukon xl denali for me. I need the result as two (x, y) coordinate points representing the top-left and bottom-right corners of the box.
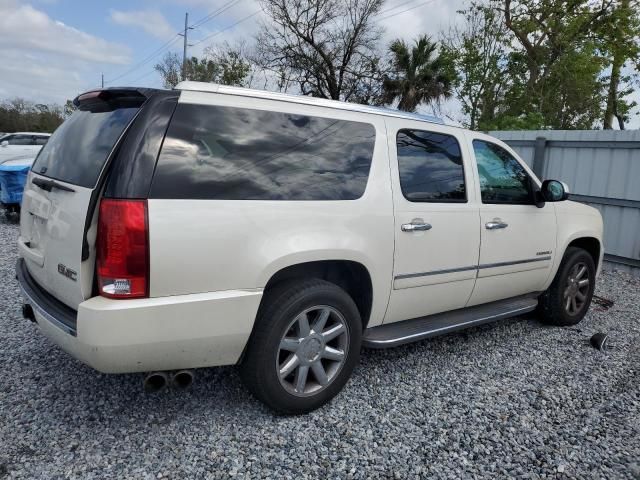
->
(17, 83), (603, 414)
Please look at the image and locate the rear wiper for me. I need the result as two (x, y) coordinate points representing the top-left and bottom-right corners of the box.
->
(32, 177), (75, 193)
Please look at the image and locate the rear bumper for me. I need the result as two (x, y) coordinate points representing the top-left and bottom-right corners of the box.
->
(17, 258), (262, 373)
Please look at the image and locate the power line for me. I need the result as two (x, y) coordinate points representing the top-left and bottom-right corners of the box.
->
(190, 0), (244, 30)
(105, 34), (181, 85)
(376, 0), (425, 17)
(125, 7), (262, 86)
(376, 0), (438, 21)
(128, 68), (159, 85)
(106, 1), (247, 85)
(190, 9), (262, 47)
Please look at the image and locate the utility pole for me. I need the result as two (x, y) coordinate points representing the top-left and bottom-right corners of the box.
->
(179, 12), (192, 82)
(101, 73), (104, 88)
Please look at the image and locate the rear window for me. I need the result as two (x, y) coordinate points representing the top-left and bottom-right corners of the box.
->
(149, 103), (376, 200)
(32, 108), (138, 188)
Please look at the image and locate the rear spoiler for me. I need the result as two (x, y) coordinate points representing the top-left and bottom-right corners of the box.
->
(73, 88), (164, 113)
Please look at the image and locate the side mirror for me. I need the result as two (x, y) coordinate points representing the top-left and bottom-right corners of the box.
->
(541, 179), (569, 202)
(0, 140), (8, 147)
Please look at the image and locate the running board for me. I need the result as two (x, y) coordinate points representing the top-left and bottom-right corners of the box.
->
(363, 295), (539, 349)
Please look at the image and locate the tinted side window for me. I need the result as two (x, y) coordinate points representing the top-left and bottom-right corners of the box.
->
(9, 135), (32, 145)
(150, 104), (376, 200)
(396, 129), (466, 202)
(472, 140), (533, 204)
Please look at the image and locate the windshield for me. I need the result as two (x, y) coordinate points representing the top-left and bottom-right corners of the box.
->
(32, 107), (138, 188)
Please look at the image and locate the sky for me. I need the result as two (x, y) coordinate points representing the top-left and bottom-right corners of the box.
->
(0, 0), (466, 114)
(0, 0), (637, 128)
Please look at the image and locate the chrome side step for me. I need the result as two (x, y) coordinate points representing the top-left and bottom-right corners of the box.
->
(363, 295), (538, 349)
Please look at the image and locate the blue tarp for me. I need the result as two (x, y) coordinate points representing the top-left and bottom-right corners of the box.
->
(0, 164), (30, 205)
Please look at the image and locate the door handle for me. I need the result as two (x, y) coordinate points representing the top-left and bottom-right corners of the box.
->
(485, 219), (508, 230)
(401, 221), (432, 232)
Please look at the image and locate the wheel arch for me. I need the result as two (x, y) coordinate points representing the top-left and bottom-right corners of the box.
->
(566, 237), (601, 268)
(260, 259), (374, 330)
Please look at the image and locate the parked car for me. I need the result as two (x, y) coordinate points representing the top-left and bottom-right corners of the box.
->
(17, 84), (603, 414)
(0, 154), (33, 215)
(0, 132), (50, 162)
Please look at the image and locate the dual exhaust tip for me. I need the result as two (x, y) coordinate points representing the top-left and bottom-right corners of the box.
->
(143, 370), (194, 393)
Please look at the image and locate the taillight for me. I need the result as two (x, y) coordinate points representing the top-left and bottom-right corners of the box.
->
(96, 199), (149, 299)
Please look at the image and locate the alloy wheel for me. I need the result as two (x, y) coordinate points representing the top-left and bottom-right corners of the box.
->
(563, 262), (590, 315)
(276, 305), (349, 397)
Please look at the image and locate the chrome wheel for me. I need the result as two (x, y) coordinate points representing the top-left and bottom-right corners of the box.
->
(563, 262), (590, 315)
(276, 305), (349, 397)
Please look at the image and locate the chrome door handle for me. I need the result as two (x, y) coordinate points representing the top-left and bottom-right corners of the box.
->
(485, 220), (508, 230)
(401, 221), (432, 232)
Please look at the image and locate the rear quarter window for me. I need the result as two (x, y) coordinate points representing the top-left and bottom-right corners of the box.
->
(149, 103), (376, 200)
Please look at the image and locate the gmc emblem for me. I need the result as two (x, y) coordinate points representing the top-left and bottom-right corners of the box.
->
(57, 263), (77, 282)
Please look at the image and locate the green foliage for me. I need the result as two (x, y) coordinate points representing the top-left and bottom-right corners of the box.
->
(154, 46), (252, 89)
(441, 5), (510, 129)
(382, 35), (454, 112)
(203, 43), (252, 87)
(154, 52), (182, 88)
(0, 98), (69, 133)
(599, 0), (640, 129)
(479, 112), (545, 131)
(443, 0), (638, 130)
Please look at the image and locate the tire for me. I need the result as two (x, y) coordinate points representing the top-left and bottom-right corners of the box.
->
(240, 279), (362, 414)
(538, 247), (596, 326)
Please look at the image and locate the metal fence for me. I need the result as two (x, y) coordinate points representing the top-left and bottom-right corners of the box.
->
(490, 130), (640, 276)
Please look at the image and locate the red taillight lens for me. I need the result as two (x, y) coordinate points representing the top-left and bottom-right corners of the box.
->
(96, 199), (149, 299)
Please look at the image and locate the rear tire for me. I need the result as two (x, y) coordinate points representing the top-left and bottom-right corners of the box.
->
(240, 279), (362, 414)
(538, 247), (596, 326)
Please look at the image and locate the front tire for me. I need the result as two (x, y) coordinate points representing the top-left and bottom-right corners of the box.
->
(538, 247), (596, 326)
(240, 279), (362, 414)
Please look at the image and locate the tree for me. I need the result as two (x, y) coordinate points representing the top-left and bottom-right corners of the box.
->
(499, 0), (613, 127)
(382, 35), (454, 112)
(63, 100), (77, 118)
(255, 0), (386, 102)
(204, 42), (253, 87)
(154, 52), (182, 88)
(501, 0), (612, 94)
(600, 0), (640, 129)
(0, 98), (66, 133)
(444, 0), (619, 129)
(155, 46), (252, 89)
(441, 5), (510, 129)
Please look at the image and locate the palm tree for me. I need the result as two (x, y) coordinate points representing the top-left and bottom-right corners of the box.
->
(382, 35), (453, 112)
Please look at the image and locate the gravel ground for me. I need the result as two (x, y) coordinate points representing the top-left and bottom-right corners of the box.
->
(0, 217), (638, 480)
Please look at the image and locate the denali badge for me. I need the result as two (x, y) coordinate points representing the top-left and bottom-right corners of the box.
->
(58, 263), (78, 282)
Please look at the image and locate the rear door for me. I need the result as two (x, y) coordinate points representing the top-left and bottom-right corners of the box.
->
(384, 118), (480, 324)
(18, 91), (145, 310)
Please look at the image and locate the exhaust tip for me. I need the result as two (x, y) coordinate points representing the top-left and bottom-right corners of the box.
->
(172, 370), (194, 390)
(143, 372), (169, 393)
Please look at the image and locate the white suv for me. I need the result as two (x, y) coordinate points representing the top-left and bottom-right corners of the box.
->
(17, 83), (603, 413)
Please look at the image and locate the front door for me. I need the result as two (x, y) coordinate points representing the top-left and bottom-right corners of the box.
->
(384, 120), (480, 324)
(467, 136), (556, 306)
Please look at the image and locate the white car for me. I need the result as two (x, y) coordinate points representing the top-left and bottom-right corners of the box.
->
(0, 132), (50, 163)
(17, 83), (603, 413)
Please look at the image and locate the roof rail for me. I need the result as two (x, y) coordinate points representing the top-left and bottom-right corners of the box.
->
(174, 81), (444, 125)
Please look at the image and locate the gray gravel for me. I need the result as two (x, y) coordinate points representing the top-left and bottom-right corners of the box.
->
(0, 217), (638, 480)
